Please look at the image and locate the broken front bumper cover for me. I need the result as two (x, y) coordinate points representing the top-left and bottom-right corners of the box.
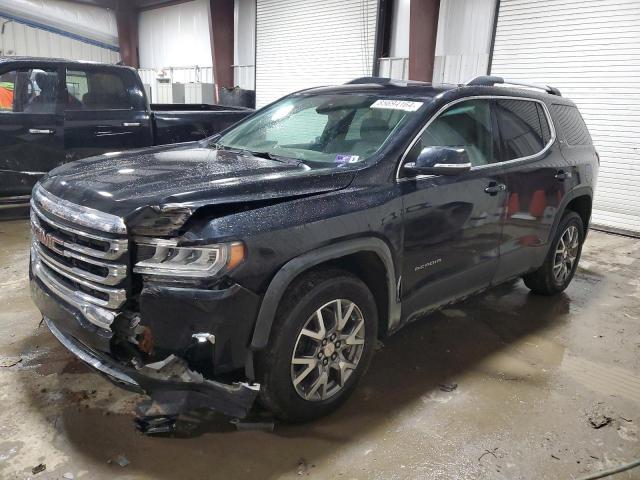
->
(45, 317), (260, 419)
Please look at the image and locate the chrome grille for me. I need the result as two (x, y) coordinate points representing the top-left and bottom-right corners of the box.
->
(30, 185), (129, 329)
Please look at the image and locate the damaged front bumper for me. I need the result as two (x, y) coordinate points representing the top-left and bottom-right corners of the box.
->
(45, 316), (259, 418)
(30, 269), (260, 419)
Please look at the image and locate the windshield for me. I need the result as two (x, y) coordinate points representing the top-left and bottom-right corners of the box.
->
(215, 94), (424, 167)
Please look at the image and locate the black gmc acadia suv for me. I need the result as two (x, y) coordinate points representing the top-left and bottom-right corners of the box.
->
(30, 76), (598, 423)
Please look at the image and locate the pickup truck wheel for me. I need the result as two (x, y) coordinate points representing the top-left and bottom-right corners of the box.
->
(523, 211), (584, 295)
(256, 269), (377, 423)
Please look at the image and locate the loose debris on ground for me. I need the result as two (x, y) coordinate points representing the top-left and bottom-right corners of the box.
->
(107, 454), (130, 468)
(0, 356), (22, 368)
(438, 383), (458, 392)
(297, 458), (308, 476)
(31, 463), (46, 475)
(587, 402), (614, 429)
(478, 448), (499, 462)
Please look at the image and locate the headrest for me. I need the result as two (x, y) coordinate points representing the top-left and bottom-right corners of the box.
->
(35, 72), (57, 92)
(360, 116), (390, 142)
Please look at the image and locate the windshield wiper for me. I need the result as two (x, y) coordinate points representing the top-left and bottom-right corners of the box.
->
(235, 148), (303, 166)
(209, 143), (304, 166)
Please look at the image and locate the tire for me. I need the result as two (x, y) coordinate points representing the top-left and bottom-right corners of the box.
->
(255, 268), (378, 423)
(523, 211), (584, 295)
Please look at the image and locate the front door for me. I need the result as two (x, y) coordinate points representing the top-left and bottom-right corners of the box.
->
(399, 98), (507, 322)
(0, 65), (64, 201)
(63, 66), (153, 162)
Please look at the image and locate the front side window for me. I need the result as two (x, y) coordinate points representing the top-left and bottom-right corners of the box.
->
(216, 94), (424, 167)
(406, 99), (495, 168)
(0, 68), (59, 114)
(65, 69), (132, 110)
(495, 99), (550, 160)
(0, 70), (16, 111)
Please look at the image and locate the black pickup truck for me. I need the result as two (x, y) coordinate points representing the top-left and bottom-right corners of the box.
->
(0, 57), (251, 206)
(30, 76), (597, 425)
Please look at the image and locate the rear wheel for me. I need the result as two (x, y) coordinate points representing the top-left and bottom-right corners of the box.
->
(523, 211), (584, 295)
(256, 269), (377, 422)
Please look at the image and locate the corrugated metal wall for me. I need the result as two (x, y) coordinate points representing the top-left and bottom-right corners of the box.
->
(234, 0), (255, 90)
(433, 0), (496, 84)
(0, 16), (120, 62)
(255, 0), (378, 107)
(491, 0), (640, 234)
(138, 0), (213, 69)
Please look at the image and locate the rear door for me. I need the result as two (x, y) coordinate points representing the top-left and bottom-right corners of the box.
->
(63, 65), (153, 161)
(0, 64), (64, 201)
(492, 97), (566, 282)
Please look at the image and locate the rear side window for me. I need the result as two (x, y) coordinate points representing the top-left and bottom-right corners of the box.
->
(495, 99), (551, 160)
(551, 104), (592, 146)
(65, 69), (134, 110)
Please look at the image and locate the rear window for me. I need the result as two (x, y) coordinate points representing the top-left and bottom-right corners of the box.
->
(495, 99), (551, 160)
(551, 104), (592, 146)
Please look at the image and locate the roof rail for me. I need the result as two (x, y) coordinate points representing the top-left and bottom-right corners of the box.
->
(345, 77), (392, 85)
(465, 75), (562, 96)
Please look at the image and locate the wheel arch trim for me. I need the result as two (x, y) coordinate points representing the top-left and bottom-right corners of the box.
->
(250, 237), (400, 351)
(550, 186), (593, 243)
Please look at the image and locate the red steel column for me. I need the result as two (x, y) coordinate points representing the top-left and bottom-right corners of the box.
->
(116, 6), (139, 68)
(209, 0), (235, 99)
(408, 0), (440, 82)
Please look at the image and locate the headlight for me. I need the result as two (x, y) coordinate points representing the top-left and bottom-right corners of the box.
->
(133, 240), (245, 278)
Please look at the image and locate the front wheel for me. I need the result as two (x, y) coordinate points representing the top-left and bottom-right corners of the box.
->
(255, 269), (378, 422)
(523, 211), (584, 295)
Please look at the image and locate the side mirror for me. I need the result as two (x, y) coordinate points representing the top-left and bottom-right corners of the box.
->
(404, 146), (472, 176)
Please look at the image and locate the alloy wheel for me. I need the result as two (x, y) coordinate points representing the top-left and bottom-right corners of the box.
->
(553, 225), (580, 283)
(290, 299), (366, 401)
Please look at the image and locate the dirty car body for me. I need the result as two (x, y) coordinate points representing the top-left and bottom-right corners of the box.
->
(30, 77), (598, 421)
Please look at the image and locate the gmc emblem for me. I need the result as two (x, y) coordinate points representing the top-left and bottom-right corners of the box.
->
(33, 224), (62, 253)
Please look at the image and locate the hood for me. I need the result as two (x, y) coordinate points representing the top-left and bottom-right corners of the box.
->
(39, 143), (356, 234)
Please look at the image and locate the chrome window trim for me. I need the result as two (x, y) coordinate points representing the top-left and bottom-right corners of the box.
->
(395, 95), (557, 182)
(33, 184), (127, 235)
(31, 203), (128, 260)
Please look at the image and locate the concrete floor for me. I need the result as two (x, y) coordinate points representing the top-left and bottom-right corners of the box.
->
(0, 218), (639, 480)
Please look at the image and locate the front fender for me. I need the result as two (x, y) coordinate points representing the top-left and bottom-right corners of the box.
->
(249, 237), (400, 351)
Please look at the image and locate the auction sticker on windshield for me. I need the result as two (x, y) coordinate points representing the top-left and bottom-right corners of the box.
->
(371, 99), (423, 112)
(335, 154), (361, 164)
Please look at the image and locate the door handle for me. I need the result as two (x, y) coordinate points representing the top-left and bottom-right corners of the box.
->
(555, 170), (572, 181)
(28, 128), (55, 135)
(122, 122), (141, 127)
(484, 183), (506, 195)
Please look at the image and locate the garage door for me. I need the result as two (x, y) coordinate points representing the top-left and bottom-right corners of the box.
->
(491, 0), (640, 235)
(255, 0), (378, 107)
